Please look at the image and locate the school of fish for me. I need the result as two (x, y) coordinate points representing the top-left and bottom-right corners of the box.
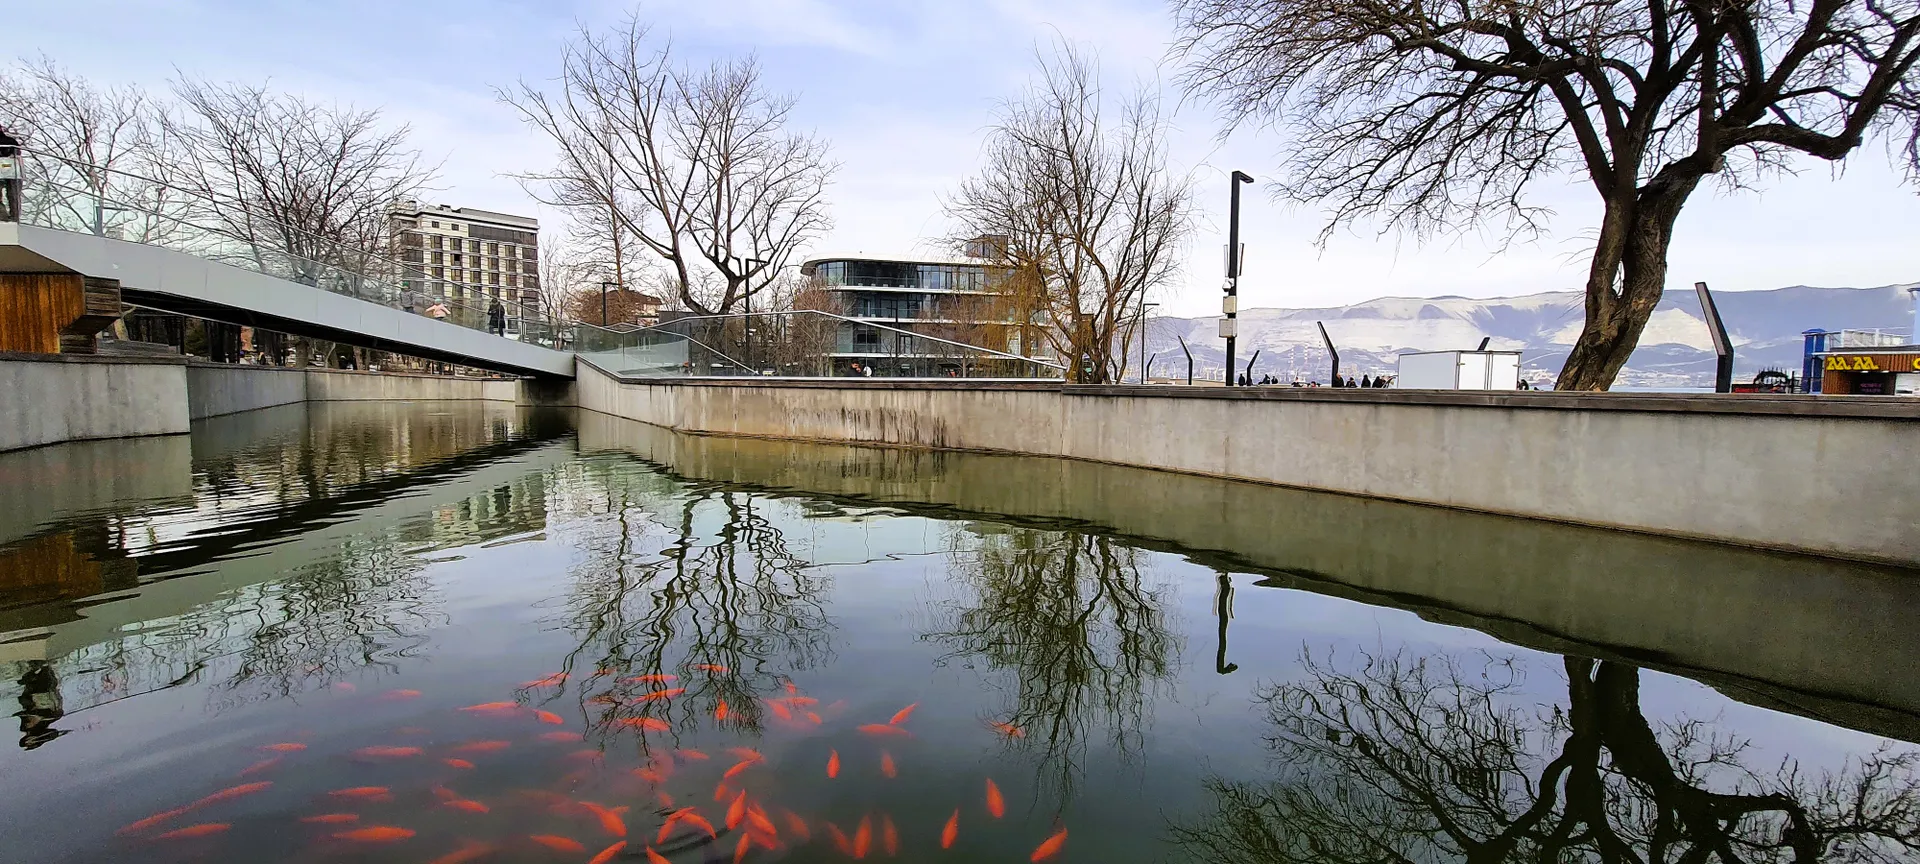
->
(111, 674), (1064, 862)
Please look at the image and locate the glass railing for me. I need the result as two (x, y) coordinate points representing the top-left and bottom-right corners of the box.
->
(12, 151), (566, 349)
(575, 311), (1066, 379)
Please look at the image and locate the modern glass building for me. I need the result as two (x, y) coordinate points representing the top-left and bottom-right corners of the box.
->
(799, 250), (1052, 376)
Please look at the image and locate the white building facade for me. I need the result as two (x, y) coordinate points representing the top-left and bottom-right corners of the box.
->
(389, 201), (541, 314)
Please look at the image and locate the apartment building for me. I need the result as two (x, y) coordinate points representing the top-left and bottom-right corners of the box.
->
(389, 200), (541, 314)
(799, 240), (1052, 376)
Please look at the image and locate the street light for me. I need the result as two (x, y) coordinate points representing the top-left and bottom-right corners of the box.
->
(1225, 170), (1253, 385)
(1138, 301), (1159, 383)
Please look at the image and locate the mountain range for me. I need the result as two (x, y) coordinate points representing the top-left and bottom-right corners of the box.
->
(1142, 282), (1918, 387)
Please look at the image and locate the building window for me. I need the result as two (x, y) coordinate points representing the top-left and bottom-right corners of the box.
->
(467, 239), (480, 253)
(430, 251), (443, 265)
(433, 266), (444, 278)
(430, 221), (440, 228)
(429, 235), (443, 250)
(489, 272), (500, 286)
(487, 242), (498, 256)
(451, 254), (463, 266)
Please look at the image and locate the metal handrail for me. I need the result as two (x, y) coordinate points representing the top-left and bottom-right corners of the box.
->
(15, 149), (558, 330)
(628, 310), (1067, 370)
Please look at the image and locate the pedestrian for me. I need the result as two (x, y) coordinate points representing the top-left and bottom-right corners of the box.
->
(402, 287), (420, 315)
(1346, 376), (1357, 388)
(0, 125), (20, 223)
(427, 301), (450, 320)
(487, 297), (506, 336)
(1361, 373), (1373, 388)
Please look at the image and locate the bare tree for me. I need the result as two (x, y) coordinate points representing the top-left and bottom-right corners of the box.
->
(156, 77), (435, 283)
(0, 56), (177, 241)
(502, 16), (836, 316)
(1174, 0), (1920, 390)
(947, 45), (1193, 384)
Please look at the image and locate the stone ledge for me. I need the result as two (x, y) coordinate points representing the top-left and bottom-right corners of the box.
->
(0, 350), (188, 366)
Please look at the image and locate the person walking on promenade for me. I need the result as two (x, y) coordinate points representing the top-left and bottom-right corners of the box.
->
(427, 301), (450, 321)
(1361, 373), (1373, 388)
(487, 298), (506, 336)
(0, 126), (21, 222)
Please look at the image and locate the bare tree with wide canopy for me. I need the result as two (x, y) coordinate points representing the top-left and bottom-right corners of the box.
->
(947, 46), (1193, 384)
(1174, 0), (1920, 390)
(502, 16), (836, 316)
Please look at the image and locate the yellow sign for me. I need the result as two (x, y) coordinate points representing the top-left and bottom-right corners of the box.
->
(1823, 355), (1920, 372)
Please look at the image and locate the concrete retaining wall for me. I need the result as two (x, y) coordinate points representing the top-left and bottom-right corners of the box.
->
(0, 352), (190, 452)
(186, 363), (309, 420)
(575, 360), (1920, 566)
(305, 369), (518, 404)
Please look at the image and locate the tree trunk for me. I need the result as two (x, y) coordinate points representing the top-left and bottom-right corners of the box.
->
(1556, 182), (1699, 391)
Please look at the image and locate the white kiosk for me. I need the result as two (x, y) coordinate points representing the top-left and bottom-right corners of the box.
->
(1395, 350), (1522, 390)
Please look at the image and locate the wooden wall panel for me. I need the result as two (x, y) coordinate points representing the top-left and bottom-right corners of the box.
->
(0, 273), (85, 354)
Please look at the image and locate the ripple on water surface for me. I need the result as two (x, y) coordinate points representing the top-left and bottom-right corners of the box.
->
(0, 401), (1916, 863)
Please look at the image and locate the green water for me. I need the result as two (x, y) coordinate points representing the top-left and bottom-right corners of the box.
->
(0, 402), (1914, 863)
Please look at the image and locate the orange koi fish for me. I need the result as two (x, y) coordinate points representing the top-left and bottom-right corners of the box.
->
(746, 804), (778, 839)
(880, 751), (897, 779)
(986, 779), (1005, 818)
(581, 801), (626, 838)
(300, 813), (360, 824)
(157, 823), (229, 840)
(678, 811), (717, 838)
(432, 785), (461, 802)
(238, 756), (282, 776)
(726, 791), (748, 830)
(452, 740), (512, 754)
(941, 809), (959, 848)
(646, 847), (671, 864)
(765, 699), (793, 721)
(827, 749), (840, 778)
(460, 702), (519, 714)
(676, 748), (710, 761)
(259, 742), (307, 753)
(524, 673), (568, 689)
(624, 674), (677, 684)
(534, 710), (565, 725)
(329, 786), (393, 801)
(540, 731), (582, 743)
(722, 759), (757, 781)
(784, 681), (800, 695)
(656, 791), (676, 810)
(824, 821), (853, 856)
(444, 799), (490, 814)
(713, 783), (733, 803)
(354, 746), (423, 759)
(805, 711), (823, 725)
(335, 826), (415, 843)
(881, 813), (899, 856)
(691, 664), (730, 673)
(528, 835), (585, 853)
(733, 833), (753, 864)
(382, 689), (422, 700)
(853, 814), (873, 859)
(727, 747), (764, 763)
(639, 687), (686, 702)
(786, 696), (819, 707)
(427, 841), (496, 864)
(1030, 826), (1068, 861)
(614, 717), (670, 732)
(588, 840), (628, 864)
(187, 782), (272, 810)
(118, 807), (189, 836)
(781, 809), (812, 843)
(443, 758), (476, 770)
(888, 703), (919, 725)
(714, 700), (731, 721)
(856, 724), (911, 738)
(988, 720), (1027, 739)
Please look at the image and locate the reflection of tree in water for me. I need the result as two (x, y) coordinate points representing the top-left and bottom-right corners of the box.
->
(549, 462), (833, 743)
(926, 526), (1178, 798)
(1169, 649), (1920, 863)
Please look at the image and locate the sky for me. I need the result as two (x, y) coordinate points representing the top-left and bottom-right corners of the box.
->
(14, 0), (1920, 316)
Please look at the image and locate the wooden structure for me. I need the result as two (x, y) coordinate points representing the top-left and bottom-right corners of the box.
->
(0, 272), (122, 354)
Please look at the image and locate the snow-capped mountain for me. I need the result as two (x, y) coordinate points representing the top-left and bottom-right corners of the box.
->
(1142, 282), (1917, 387)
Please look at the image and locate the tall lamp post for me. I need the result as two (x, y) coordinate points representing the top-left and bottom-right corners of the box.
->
(1138, 301), (1159, 383)
(1224, 171), (1253, 385)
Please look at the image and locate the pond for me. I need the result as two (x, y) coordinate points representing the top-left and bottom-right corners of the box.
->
(0, 402), (1914, 863)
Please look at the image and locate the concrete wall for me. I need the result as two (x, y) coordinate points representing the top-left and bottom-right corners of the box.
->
(305, 369), (518, 404)
(0, 352), (190, 453)
(574, 359), (1920, 566)
(186, 363), (309, 420)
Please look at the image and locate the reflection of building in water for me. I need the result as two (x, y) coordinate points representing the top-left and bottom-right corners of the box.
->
(0, 406), (566, 749)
